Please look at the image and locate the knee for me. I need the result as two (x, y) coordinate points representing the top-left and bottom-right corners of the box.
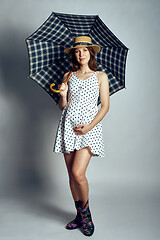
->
(71, 170), (85, 185)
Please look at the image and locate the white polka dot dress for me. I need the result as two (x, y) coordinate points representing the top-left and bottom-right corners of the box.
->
(53, 71), (105, 157)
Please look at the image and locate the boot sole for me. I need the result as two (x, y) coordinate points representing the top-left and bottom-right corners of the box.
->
(65, 224), (82, 230)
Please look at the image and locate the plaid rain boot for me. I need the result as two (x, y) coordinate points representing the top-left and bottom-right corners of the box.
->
(79, 199), (95, 236)
(65, 200), (82, 230)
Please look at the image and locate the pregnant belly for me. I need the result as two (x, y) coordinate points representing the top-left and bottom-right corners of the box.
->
(65, 102), (98, 126)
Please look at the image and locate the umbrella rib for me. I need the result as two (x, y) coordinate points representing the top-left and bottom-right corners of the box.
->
(53, 12), (74, 39)
(29, 55), (71, 77)
(27, 38), (67, 45)
(88, 15), (121, 48)
(97, 60), (125, 85)
(88, 16), (129, 49)
(88, 15), (99, 37)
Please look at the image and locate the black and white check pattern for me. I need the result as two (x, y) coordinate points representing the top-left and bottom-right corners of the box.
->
(25, 11), (129, 105)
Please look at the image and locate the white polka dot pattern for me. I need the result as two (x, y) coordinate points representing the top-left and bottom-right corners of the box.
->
(53, 71), (105, 157)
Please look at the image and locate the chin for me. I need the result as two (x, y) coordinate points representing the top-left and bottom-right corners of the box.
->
(79, 60), (88, 64)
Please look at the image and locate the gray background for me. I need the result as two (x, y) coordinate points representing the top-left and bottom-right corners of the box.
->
(0, 0), (160, 239)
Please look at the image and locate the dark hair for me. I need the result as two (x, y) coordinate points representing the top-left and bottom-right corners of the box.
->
(69, 47), (99, 72)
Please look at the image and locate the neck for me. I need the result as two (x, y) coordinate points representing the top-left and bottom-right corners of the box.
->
(78, 64), (91, 74)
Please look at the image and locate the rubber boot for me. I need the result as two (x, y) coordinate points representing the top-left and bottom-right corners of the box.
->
(65, 200), (82, 230)
(79, 199), (95, 236)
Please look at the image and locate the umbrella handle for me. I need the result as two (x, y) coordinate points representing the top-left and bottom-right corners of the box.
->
(50, 70), (72, 93)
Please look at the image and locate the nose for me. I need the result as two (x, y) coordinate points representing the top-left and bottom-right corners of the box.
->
(79, 50), (82, 56)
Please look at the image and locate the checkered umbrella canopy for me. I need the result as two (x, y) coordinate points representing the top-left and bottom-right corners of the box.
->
(25, 11), (129, 106)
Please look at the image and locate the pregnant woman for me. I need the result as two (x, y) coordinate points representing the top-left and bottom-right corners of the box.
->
(53, 36), (110, 236)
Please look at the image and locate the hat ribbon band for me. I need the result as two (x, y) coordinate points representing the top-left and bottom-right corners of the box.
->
(73, 42), (92, 47)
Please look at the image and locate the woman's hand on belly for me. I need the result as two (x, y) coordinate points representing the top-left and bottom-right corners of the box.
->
(73, 124), (91, 135)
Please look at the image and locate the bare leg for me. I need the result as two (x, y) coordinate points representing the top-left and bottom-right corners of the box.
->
(64, 147), (93, 231)
(71, 147), (92, 207)
(64, 150), (79, 201)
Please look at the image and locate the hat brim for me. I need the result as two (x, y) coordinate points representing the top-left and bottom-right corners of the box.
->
(64, 44), (101, 55)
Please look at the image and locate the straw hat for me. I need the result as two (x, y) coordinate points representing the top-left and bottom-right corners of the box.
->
(64, 36), (101, 55)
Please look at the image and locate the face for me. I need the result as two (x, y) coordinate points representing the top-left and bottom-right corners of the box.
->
(74, 47), (90, 65)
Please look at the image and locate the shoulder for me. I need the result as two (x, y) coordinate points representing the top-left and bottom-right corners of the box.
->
(97, 71), (108, 79)
(96, 71), (109, 86)
(62, 71), (70, 83)
(64, 71), (70, 77)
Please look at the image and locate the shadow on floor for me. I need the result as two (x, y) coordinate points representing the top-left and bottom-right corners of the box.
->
(15, 191), (77, 225)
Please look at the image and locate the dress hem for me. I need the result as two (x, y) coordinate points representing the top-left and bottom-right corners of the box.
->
(53, 146), (105, 158)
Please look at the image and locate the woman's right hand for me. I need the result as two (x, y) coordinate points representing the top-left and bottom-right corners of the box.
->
(58, 82), (68, 97)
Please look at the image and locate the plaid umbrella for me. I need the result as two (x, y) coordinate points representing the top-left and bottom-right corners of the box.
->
(25, 11), (129, 106)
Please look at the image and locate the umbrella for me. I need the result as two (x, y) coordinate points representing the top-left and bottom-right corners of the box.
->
(25, 11), (129, 106)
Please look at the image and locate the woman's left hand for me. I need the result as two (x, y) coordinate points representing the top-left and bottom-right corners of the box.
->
(73, 124), (91, 135)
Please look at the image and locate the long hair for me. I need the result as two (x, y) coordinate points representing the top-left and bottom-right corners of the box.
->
(69, 47), (99, 71)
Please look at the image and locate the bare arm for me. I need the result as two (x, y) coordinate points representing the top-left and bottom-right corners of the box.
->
(58, 72), (70, 110)
(89, 72), (110, 130)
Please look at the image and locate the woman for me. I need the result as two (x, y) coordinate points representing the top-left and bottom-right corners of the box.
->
(53, 36), (110, 236)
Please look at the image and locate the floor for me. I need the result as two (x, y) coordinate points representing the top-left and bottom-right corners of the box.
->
(0, 183), (160, 240)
